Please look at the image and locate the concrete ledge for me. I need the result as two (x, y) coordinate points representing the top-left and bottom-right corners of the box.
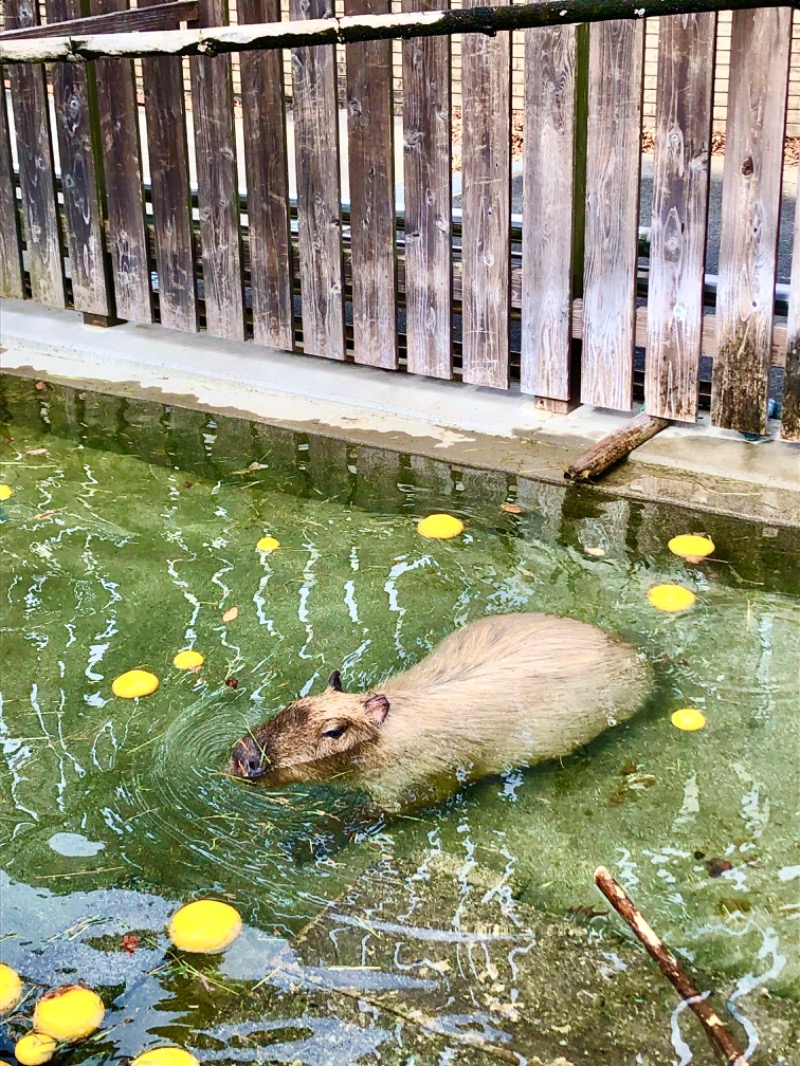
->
(2, 300), (798, 527)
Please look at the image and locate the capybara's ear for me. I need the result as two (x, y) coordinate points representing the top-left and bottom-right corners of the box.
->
(364, 693), (390, 725)
(328, 669), (343, 692)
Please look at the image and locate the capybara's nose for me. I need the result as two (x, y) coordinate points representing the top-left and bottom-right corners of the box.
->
(230, 736), (268, 779)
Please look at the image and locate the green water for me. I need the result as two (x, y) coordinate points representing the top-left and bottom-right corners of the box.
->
(0, 376), (798, 1065)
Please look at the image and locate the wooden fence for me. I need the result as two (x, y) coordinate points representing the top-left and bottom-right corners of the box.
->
(0, 0), (798, 441)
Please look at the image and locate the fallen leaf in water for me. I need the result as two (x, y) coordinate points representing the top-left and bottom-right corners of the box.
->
(183, 481), (193, 489)
(26, 448), (48, 456)
(222, 606), (239, 623)
(225, 677), (238, 689)
(585, 546), (606, 557)
(35, 509), (64, 521)
(121, 934), (140, 955)
(35, 381), (46, 391)
(500, 502), (523, 514)
(248, 461), (269, 472)
(707, 858), (733, 878)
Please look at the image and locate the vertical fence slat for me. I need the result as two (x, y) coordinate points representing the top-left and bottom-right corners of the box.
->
(47, 0), (111, 318)
(290, 0), (345, 360)
(139, 0), (198, 332)
(191, 0), (245, 341)
(90, 0), (151, 323)
(581, 19), (644, 411)
(711, 8), (791, 435)
(461, 0), (510, 389)
(782, 166), (800, 441)
(645, 13), (715, 423)
(521, 24), (586, 402)
(6, 0), (66, 309)
(345, 0), (398, 370)
(0, 74), (25, 299)
(402, 0), (452, 379)
(239, 0), (294, 351)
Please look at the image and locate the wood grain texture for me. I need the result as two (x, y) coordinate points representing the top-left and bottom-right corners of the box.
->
(711, 8), (791, 435)
(645, 13), (715, 423)
(402, 0), (452, 379)
(460, 0), (510, 388)
(6, 0), (65, 309)
(581, 19), (644, 410)
(47, 0), (110, 317)
(521, 24), (586, 399)
(564, 411), (669, 481)
(140, 0), (198, 332)
(191, 0), (245, 340)
(783, 164), (800, 441)
(0, 0), (198, 39)
(0, 74), (25, 299)
(90, 0), (151, 322)
(345, 0), (398, 369)
(290, 0), (346, 360)
(239, 0), (294, 350)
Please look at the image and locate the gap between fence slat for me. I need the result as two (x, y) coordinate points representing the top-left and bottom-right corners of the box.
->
(712, 7), (791, 435)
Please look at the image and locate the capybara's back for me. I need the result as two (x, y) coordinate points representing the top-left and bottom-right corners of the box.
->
(229, 612), (651, 810)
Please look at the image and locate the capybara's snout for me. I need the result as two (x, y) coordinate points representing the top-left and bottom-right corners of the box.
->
(228, 735), (268, 780)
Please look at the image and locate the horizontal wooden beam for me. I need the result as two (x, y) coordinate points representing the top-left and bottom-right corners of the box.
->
(0, 0), (198, 41)
(1, 0), (795, 64)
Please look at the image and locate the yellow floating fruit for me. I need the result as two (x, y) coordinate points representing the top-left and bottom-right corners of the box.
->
(417, 514), (464, 540)
(256, 536), (280, 553)
(646, 585), (696, 613)
(112, 670), (160, 699)
(14, 1033), (58, 1066)
(0, 962), (22, 1014)
(0, 484), (13, 502)
(33, 985), (105, 1042)
(671, 708), (707, 732)
(172, 650), (204, 670)
(668, 534), (715, 560)
(131, 1049), (200, 1066)
(168, 900), (242, 953)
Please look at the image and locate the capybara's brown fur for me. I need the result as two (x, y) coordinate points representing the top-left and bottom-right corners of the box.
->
(229, 613), (651, 809)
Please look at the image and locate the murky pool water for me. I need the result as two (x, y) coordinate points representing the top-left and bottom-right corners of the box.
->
(1, 375), (798, 1065)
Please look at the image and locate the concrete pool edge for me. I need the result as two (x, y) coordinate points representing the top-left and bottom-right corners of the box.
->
(2, 299), (799, 529)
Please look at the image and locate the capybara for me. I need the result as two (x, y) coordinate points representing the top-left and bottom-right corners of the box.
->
(229, 613), (651, 810)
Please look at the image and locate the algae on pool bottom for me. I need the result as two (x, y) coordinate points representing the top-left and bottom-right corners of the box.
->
(0, 377), (798, 1064)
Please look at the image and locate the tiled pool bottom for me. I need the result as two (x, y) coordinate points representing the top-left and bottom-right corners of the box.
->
(1, 375), (798, 1064)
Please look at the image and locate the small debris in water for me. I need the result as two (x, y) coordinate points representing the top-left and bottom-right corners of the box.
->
(706, 858), (733, 878)
(500, 502), (523, 514)
(121, 933), (140, 954)
(221, 606), (239, 623)
(585, 546), (606, 557)
(183, 481), (193, 489)
(35, 509), (65, 521)
(35, 381), (46, 391)
(225, 677), (239, 689)
(26, 448), (48, 456)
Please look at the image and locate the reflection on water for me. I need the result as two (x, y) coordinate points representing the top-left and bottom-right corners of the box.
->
(0, 376), (798, 1064)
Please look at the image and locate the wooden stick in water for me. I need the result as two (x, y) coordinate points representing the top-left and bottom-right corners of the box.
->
(594, 866), (749, 1066)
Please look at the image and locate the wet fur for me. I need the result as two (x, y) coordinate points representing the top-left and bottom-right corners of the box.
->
(229, 613), (651, 810)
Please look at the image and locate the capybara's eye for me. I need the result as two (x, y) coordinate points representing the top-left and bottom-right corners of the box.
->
(322, 725), (348, 740)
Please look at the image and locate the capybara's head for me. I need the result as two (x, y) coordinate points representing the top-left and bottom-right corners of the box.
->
(228, 671), (390, 786)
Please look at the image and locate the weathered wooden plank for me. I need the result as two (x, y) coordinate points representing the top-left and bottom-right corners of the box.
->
(521, 24), (586, 400)
(5, 0), (65, 309)
(139, 0), (198, 332)
(581, 19), (644, 410)
(290, 0), (345, 360)
(460, 0), (510, 388)
(190, 0), (244, 341)
(711, 8), (791, 435)
(645, 13), (715, 423)
(0, 74), (25, 299)
(782, 166), (800, 441)
(90, 0), (151, 323)
(402, 0), (452, 379)
(239, 0), (294, 350)
(47, 0), (110, 317)
(0, 0), (198, 39)
(345, 0), (398, 370)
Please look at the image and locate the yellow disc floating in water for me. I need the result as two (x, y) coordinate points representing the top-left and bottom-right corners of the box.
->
(256, 536), (280, 553)
(172, 650), (204, 670)
(646, 585), (696, 613)
(668, 534), (715, 559)
(14, 1034), (58, 1066)
(417, 514), (464, 540)
(33, 985), (105, 1042)
(168, 900), (242, 953)
(671, 708), (706, 732)
(131, 1049), (200, 1066)
(112, 669), (159, 699)
(0, 484), (14, 502)
(0, 963), (22, 1014)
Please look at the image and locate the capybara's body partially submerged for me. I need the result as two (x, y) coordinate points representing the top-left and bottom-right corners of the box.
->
(229, 613), (651, 810)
